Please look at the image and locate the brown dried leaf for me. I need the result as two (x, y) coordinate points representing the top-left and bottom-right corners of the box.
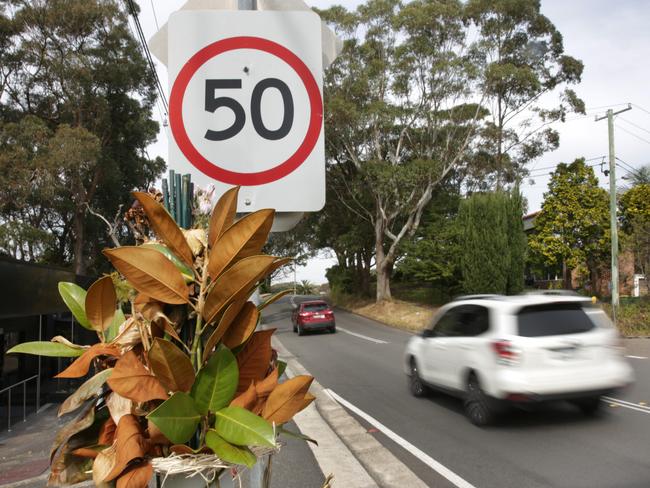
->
(116, 462), (153, 488)
(208, 186), (239, 248)
(58, 369), (113, 417)
(236, 329), (275, 395)
(202, 300), (246, 364)
(202, 255), (276, 324)
(51, 336), (87, 350)
(222, 302), (259, 349)
(50, 402), (95, 462)
(70, 447), (100, 459)
(85, 276), (117, 332)
(94, 415), (147, 483)
(207, 209), (275, 279)
(107, 351), (168, 403)
(55, 344), (120, 379)
(183, 228), (207, 256)
(49, 443), (93, 486)
(255, 367), (279, 400)
(103, 247), (190, 305)
(133, 192), (194, 267)
(229, 382), (257, 410)
(147, 419), (171, 445)
(262, 375), (314, 425)
(170, 444), (193, 455)
(148, 338), (194, 393)
(106, 392), (133, 426)
(98, 418), (117, 446)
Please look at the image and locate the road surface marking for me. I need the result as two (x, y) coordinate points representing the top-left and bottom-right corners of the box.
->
(625, 355), (648, 360)
(602, 396), (650, 414)
(324, 388), (477, 488)
(337, 327), (389, 344)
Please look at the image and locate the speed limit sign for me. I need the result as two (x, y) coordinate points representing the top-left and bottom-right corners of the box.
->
(167, 11), (325, 212)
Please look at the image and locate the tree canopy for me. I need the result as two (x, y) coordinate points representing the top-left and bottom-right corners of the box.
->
(528, 159), (609, 288)
(0, 0), (164, 273)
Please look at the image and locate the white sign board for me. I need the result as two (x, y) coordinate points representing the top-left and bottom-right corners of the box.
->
(167, 10), (324, 212)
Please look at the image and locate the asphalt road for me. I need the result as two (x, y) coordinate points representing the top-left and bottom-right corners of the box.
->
(263, 295), (650, 488)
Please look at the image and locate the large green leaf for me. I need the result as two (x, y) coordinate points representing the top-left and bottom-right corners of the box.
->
(58, 282), (92, 330)
(205, 430), (256, 468)
(191, 345), (238, 415)
(105, 308), (125, 343)
(147, 392), (201, 445)
(7, 341), (85, 357)
(213, 406), (275, 448)
(278, 426), (318, 446)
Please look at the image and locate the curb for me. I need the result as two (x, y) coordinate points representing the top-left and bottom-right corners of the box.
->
(272, 336), (429, 488)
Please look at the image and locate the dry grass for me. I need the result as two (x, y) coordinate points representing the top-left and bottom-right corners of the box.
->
(331, 292), (437, 332)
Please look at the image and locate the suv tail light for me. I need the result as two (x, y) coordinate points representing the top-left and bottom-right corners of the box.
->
(492, 340), (520, 366)
(299, 312), (311, 318)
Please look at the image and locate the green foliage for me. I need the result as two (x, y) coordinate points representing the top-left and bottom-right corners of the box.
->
(620, 183), (650, 277)
(396, 188), (462, 289)
(58, 282), (92, 330)
(213, 407), (276, 448)
(529, 159), (610, 277)
(191, 345), (239, 415)
(314, 0), (582, 302)
(147, 392), (201, 445)
(466, 0), (584, 186)
(205, 430), (257, 468)
(0, 0), (165, 272)
(7, 341), (85, 357)
(459, 191), (509, 294)
(506, 185), (526, 294)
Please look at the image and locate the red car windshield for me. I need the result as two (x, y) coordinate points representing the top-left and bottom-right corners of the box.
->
(303, 303), (329, 312)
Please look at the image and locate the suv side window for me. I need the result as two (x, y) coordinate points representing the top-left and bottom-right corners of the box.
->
(454, 305), (490, 337)
(432, 308), (464, 337)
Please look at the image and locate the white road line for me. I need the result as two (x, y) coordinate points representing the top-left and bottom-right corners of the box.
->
(324, 388), (477, 488)
(603, 396), (650, 414)
(337, 327), (389, 344)
(625, 355), (648, 360)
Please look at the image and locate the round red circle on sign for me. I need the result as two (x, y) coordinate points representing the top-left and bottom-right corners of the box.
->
(169, 36), (323, 186)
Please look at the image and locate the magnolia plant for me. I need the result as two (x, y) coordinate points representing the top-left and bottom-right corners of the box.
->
(9, 187), (314, 487)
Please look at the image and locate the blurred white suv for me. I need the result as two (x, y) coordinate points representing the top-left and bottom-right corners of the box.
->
(404, 294), (634, 426)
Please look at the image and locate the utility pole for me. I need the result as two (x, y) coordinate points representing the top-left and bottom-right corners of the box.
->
(595, 104), (632, 324)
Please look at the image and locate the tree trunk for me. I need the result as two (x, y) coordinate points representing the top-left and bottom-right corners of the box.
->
(73, 206), (86, 275)
(562, 260), (571, 290)
(375, 221), (392, 302)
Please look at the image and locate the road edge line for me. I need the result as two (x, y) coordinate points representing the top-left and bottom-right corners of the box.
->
(271, 335), (429, 488)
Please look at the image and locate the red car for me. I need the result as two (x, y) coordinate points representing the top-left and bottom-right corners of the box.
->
(291, 300), (336, 335)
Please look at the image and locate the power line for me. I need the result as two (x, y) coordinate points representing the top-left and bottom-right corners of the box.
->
(631, 103), (650, 117)
(149, 0), (160, 30)
(615, 157), (646, 181)
(618, 117), (650, 136)
(124, 0), (168, 114)
(616, 124), (650, 146)
(526, 156), (606, 177)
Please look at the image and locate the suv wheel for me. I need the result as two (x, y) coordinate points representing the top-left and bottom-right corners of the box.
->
(464, 374), (494, 427)
(572, 396), (602, 416)
(409, 358), (427, 397)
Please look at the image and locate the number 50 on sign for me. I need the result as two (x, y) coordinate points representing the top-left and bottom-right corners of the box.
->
(168, 11), (325, 213)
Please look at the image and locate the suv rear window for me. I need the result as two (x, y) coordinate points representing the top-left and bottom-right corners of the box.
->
(517, 302), (595, 337)
(303, 303), (328, 312)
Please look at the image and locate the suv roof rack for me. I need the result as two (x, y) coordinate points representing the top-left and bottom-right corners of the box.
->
(524, 290), (581, 296)
(453, 294), (504, 301)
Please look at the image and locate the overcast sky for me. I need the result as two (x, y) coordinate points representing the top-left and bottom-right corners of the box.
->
(136, 0), (650, 284)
